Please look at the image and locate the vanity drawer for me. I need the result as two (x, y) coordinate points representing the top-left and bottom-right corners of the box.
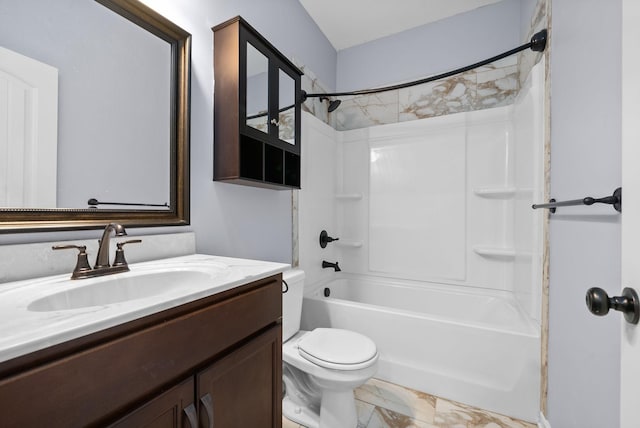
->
(0, 276), (281, 428)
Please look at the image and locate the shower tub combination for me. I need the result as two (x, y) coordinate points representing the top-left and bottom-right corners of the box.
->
(301, 275), (540, 422)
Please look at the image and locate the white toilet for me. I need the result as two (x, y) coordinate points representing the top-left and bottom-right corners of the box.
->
(282, 270), (378, 428)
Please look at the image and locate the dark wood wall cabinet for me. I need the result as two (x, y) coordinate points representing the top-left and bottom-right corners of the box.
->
(213, 16), (303, 190)
(0, 275), (283, 428)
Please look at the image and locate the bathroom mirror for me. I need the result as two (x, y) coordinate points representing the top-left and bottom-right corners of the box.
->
(0, 0), (191, 232)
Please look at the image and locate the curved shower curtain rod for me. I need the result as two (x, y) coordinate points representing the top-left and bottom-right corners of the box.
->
(301, 29), (547, 103)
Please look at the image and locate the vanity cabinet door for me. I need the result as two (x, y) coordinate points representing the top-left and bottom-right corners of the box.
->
(196, 325), (282, 428)
(108, 377), (195, 428)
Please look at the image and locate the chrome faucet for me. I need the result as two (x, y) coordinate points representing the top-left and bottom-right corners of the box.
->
(95, 223), (128, 269)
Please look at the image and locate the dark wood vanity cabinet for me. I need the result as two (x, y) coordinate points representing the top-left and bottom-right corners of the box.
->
(0, 275), (283, 428)
(213, 16), (303, 190)
(111, 326), (281, 428)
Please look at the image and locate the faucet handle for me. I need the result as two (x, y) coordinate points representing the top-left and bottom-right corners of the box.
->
(52, 245), (92, 279)
(113, 239), (142, 267)
(319, 230), (340, 248)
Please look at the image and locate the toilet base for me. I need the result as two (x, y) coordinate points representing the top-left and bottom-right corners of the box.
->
(320, 389), (357, 428)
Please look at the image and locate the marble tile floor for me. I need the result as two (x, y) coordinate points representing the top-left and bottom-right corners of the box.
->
(282, 378), (537, 428)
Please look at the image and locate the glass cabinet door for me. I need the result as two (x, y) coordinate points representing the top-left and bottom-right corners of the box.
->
(245, 42), (269, 134)
(277, 69), (296, 144)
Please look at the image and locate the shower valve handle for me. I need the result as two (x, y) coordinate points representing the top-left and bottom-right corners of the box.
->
(586, 287), (640, 324)
(319, 230), (340, 248)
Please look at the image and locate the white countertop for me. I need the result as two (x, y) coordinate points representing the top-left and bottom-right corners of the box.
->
(0, 254), (289, 364)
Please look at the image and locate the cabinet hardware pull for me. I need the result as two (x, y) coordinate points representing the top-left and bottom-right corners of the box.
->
(183, 403), (198, 428)
(200, 393), (214, 428)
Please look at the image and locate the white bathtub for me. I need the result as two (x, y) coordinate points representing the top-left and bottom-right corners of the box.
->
(300, 275), (540, 422)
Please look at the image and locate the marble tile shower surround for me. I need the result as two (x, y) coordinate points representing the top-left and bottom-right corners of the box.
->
(282, 378), (537, 428)
(300, 53), (541, 132)
(295, 0), (546, 132)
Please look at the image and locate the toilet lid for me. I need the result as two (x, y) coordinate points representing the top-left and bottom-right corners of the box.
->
(298, 328), (378, 370)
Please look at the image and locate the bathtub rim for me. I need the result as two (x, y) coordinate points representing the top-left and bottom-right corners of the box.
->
(305, 272), (540, 337)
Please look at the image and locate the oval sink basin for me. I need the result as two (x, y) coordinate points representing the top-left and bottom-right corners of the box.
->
(28, 270), (219, 312)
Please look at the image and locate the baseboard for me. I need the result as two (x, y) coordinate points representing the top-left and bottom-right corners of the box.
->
(538, 412), (551, 428)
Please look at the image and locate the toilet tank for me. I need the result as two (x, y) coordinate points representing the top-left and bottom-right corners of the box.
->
(282, 269), (305, 342)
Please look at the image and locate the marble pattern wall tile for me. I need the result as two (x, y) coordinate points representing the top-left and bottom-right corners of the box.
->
(399, 72), (476, 122)
(335, 91), (399, 130)
(475, 65), (519, 108)
(335, 61), (523, 131)
(294, 58), (526, 132)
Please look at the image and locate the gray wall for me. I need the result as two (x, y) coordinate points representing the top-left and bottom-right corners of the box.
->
(142, 0), (336, 262)
(520, 0), (539, 39)
(335, 0), (522, 91)
(547, 0), (622, 427)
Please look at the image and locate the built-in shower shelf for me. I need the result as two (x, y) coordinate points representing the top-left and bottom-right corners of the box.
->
(472, 187), (516, 198)
(336, 240), (363, 248)
(335, 193), (363, 201)
(473, 246), (516, 258)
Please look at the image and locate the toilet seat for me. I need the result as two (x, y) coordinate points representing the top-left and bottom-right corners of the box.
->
(297, 328), (378, 371)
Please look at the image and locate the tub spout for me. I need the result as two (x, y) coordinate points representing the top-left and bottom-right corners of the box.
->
(322, 260), (341, 272)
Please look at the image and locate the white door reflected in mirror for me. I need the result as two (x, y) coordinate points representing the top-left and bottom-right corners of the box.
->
(0, 46), (58, 208)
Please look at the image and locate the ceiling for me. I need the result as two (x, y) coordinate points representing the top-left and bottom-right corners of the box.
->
(298, 0), (504, 51)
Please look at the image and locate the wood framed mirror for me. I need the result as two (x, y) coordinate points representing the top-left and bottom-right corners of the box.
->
(0, 0), (190, 232)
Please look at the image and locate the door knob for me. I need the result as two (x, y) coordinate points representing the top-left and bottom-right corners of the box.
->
(585, 287), (640, 324)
